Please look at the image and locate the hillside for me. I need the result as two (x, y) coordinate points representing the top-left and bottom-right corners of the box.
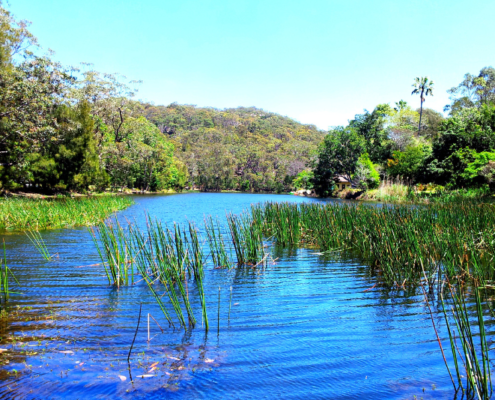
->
(142, 103), (326, 192)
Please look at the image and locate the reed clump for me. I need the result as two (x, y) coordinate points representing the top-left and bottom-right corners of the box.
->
(90, 208), (274, 330)
(204, 215), (230, 268)
(0, 241), (19, 305)
(91, 216), (209, 330)
(226, 212), (266, 265)
(26, 230), (52, 261)
(439, 283), (493, 399)
(0, 196), (134, 231)
(252, 201), (495, 287)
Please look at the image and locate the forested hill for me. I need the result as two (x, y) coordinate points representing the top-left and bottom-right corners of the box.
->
(141, 103), (326, 192)
(0, 4), (326, 195)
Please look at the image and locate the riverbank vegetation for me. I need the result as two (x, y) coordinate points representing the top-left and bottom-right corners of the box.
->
(311, 69), (495, 201)
(0, 196), (133, 230)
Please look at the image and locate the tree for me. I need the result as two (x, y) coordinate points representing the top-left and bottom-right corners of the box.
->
(387, 142), (431, 181)
(446, 67), (495, 115)
(424, 104), (495, 187)
(293, 170), (314, 190)
(462, 151), (495, 188)
(415, 108), (444, 139)
(387, 103), (419, 150)
(353, 153), (379, 189)
(348, 103), (392, 163)
(394, 100), (408, 112)
(312, 127), (366, 196)
(411, 77), (434, 134)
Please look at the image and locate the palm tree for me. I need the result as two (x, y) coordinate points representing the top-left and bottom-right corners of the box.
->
(411, 77), (434, 134)
(394, 99), (408, 112)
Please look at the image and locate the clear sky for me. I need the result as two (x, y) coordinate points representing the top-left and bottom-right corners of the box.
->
(7, 0), (495, 129)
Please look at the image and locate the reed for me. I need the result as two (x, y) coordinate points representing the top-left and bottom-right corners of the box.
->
(0, 196), (133, 231)
(440, 283), (492, 399)
(226, 212), (266, 266)
(26, 230), (51, 261)
(90, 219), (135, 287)
(204, 215), (230, 268)
(0, 240), (19, 304)
(92, 216), (210, 331)
(251, 201), (495, 287)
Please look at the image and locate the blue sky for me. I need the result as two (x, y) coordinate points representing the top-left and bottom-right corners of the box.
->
(8, 0), (495, 129)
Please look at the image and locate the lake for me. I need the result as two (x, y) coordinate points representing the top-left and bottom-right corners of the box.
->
(0, 193), (462, 399)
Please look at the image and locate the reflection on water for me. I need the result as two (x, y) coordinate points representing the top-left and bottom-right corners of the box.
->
(0, 193), (481, 399)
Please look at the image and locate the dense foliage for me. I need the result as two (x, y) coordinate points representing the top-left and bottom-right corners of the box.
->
(0, 6), (324, 194)
(0, 7), (185, 193)
(312, 70), (495, 196)
(141, 103), (324, 192)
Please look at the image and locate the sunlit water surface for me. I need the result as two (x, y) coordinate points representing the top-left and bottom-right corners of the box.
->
(0, 193), (473, 399)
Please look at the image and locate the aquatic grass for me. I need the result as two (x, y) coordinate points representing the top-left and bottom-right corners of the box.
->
(26, 230), (51, 261)
(90, 219), (135, 287)
(204, 216), (230, 268)
(226, 212), (266, 266)
(251, 201), (495, 287)
(0, 196), (134, 231)
(440, 283), (492, 399)
(0, 240), (19, 304)
(92, 215), (210, 331)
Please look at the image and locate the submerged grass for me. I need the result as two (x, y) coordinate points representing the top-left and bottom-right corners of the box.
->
(0, 196), (134, 231)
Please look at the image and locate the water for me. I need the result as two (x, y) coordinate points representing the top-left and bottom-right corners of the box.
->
(0, 193), (471, 399)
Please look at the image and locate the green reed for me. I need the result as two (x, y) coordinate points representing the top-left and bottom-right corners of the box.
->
(251, 201), (495, 287)
(226, 212), (266, 266)
(0, 240), (19, 304)
(205, 215), (230, 268)
(0, 196), (134, 231)
(92, 216), (210, 331)
(90, 219), (135, 287)
(26, 230), (51, 261)
(440, 283), (492, 399)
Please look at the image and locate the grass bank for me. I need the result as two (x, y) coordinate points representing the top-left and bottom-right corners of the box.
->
(336, 182), (493, 204)
(0, 196), (134, 231)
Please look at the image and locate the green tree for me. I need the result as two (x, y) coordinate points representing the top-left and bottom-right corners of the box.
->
(415, 108), (444, 139)
(387, 142), (431, 181)
(387, 104), (419, 150)
(312, 127), (365, 196)
(293, 170), (314, 190)
(446, 67), (495, 114)
(424, 104), (495, 187)
(411, 77), (434, 134)
(353, 153), (380, 189)
(349, 104), (392, 163)
(462, 151), (495, 188)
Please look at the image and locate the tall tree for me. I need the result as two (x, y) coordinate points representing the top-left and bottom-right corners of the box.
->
(311, 127), (365, 196)
(446, 67), (495, 114)
(411, 77), (434, 134)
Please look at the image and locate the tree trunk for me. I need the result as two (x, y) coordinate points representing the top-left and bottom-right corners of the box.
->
(418, 89), (424, 135)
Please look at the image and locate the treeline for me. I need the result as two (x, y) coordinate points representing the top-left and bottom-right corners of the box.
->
(311, 70), (495, 196)
(0, 6), (324, 194)
(0, 7), (187, 193)
(3, 4), (495, 197)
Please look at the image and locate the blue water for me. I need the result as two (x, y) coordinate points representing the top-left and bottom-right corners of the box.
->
(0, 193), (470, 399)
